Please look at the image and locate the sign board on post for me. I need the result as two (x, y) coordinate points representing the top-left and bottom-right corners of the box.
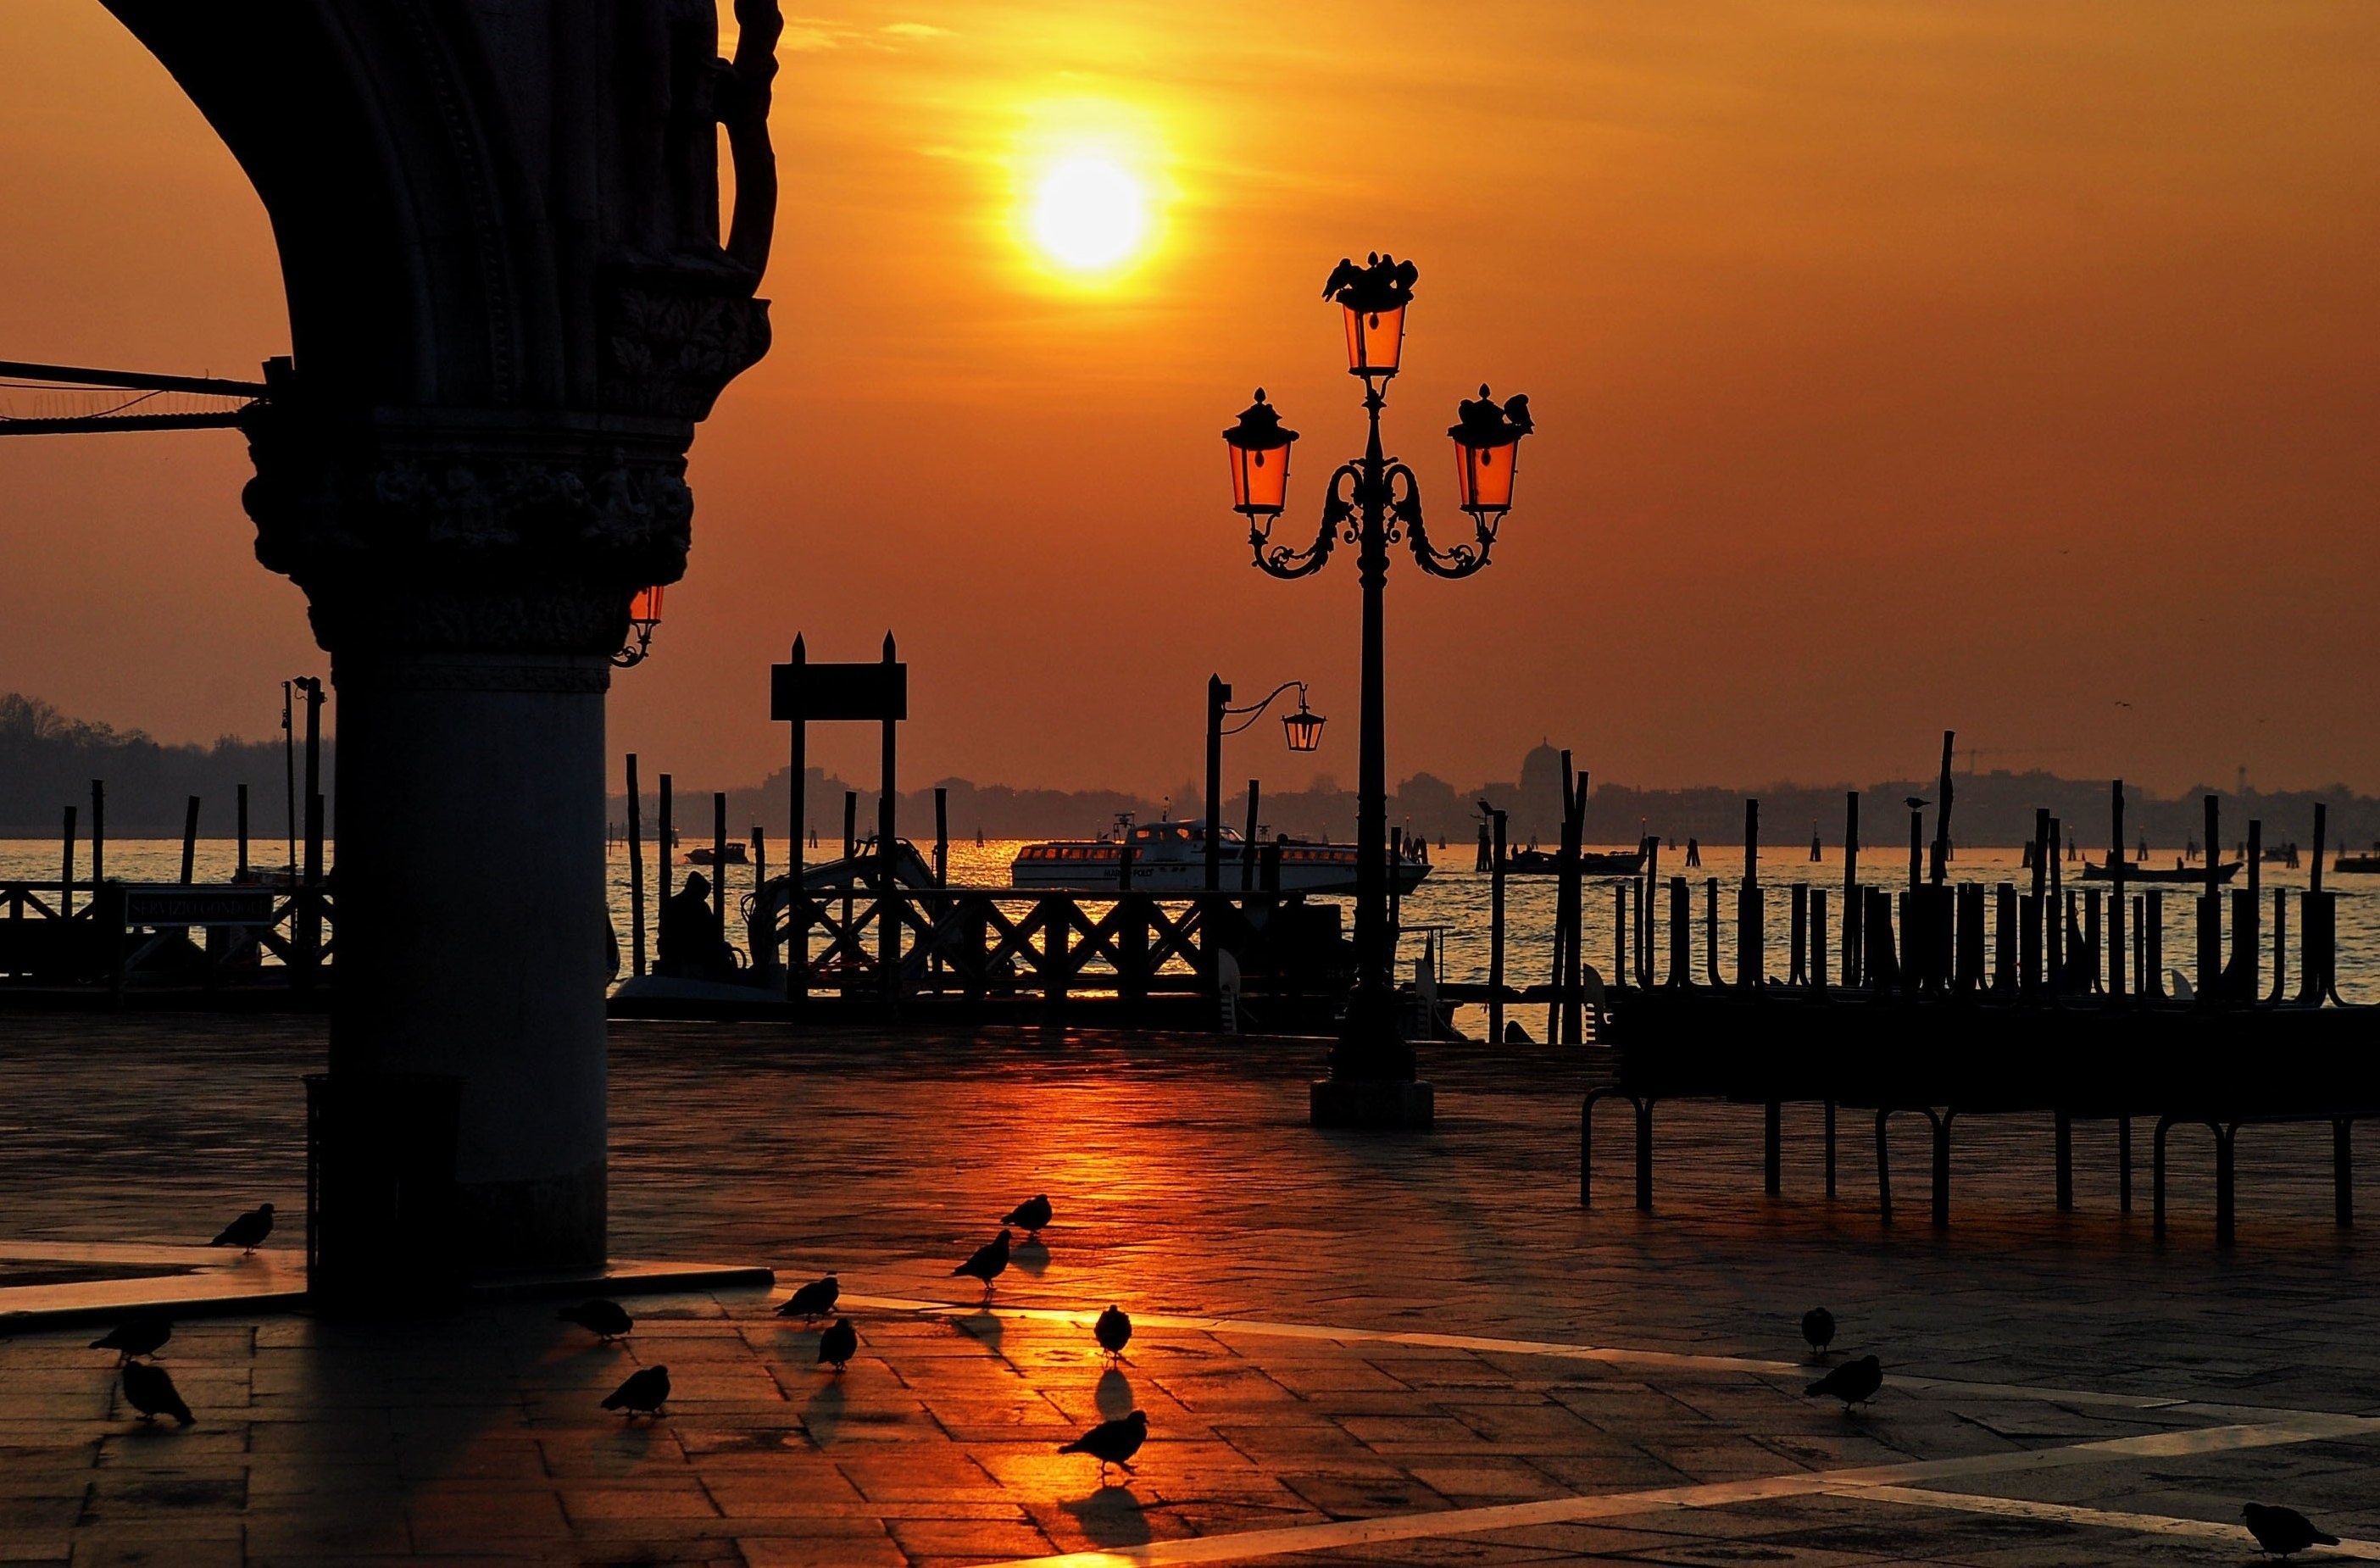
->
(770, 660), (906, 724)
(121, 885), (277, 927)
(771, 634), (910, 1008)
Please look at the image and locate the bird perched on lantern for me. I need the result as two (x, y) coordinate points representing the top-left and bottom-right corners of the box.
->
(1321, 252), (1419, 311)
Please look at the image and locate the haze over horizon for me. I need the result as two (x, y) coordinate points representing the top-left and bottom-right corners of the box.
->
(5, 2), (2377, 799)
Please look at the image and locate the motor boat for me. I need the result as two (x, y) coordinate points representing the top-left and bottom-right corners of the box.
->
(1011, 816), (1427, 894)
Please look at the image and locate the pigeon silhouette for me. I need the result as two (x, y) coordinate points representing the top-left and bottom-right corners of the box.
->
(818, 1318), (858, 1373)
(778, 1273), (840, 1322)
(1501, 393), (1533, 436)
(1904, 797), (1928, 811)
(1002, 1194), (1053, 1234)
(2243, 1503), (2339, 1558)
(1059, 1409), (1148, 1479)
(1321, 257), (1363, 298)
(1094, 1304), (1132, 1363)
(91, 1315), (172, 1364)
(952, 1229), (1012, 1301)
(1800, 1307), (1836, 1358)
(602, 1365), (670, 1417)
(121, 1359), (193, 1426)
(209, 1204), (274, 1252)
(557, 1299), (632, 1341)
(1804, 1354), (1883, 1411)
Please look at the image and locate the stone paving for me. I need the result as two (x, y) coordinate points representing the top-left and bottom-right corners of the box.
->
(3, 1015), (2380, 1565)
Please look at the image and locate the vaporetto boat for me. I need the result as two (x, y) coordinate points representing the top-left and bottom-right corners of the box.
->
(1011, 817), (1429, 894)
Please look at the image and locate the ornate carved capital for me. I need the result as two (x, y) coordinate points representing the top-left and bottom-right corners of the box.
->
(241, 405), (696, 659)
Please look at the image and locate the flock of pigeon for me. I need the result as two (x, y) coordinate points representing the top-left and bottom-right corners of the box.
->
(564, 1193), (1147, 1479)
(70, 1203), (2353, 1549)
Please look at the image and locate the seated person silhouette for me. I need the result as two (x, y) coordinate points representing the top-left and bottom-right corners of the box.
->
(656, 870), (737, 981)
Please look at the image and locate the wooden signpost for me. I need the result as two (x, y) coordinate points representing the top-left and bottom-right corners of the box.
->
(772, 633), (908, 1005)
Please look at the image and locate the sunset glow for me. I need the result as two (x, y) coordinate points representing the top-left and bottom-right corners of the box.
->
(1027, 155), (1148, 273)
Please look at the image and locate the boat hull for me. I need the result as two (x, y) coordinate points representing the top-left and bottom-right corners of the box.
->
(1009, 854), (1426, 896)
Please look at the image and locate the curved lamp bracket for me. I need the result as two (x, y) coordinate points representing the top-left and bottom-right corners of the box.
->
(1405, 478), (1498, 579)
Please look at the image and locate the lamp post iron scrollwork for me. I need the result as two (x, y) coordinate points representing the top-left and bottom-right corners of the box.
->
(1204, 677), (1326, 892)
(1221, 253), (1533, 1127)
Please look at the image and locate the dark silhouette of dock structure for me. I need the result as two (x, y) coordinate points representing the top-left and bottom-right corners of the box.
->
(1581, 732), (2372, 1243)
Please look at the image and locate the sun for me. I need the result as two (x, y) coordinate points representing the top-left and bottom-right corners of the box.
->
(1028, 155), (1149, 274)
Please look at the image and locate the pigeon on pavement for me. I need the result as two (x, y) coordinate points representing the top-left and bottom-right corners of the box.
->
(1800, 1307), (1836, 1358)
(952, 1230), (1012, 1301)
(1059, 1410), (1148, 1479)
(121, 1359), (193, 1426)
(1094, 1305), (1132, 1363)
(209, 1204), (274, 1252)
(818, 1318), (858, 1373)
(1002, 1195), (1053, 1235)
(557, 1299), (633, 1341)
(2243, 1503), (2339, 1558)
(91, 1316), (172, 1363)
(778, 1273), (839, 1322)
(1804, 1354), (1883, 1411)
(602, 1365), (670, 1417)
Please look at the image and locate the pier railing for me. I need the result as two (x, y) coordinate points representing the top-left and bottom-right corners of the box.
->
(0, 878), (334, 993)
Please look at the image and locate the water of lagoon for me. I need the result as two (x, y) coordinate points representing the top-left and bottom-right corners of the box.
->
(11, 836), (2372, 1039)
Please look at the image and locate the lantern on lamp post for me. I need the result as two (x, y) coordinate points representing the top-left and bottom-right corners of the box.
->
(1223, 392), (1298, 519)
(1203, 676), (1326, 890)
(613, 584), (665, 668)
(1218, 253), (1534, 1130)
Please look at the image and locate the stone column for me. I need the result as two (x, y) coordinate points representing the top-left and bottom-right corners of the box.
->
(103, 0), (785, 1281)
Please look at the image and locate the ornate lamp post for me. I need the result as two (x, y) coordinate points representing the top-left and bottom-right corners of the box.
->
(1221, 253), (1533, 1129)
(1204, 677), (1326, 891)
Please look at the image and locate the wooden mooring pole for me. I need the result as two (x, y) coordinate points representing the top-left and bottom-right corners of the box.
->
(90, 780), (105, 889)
(181, 796), (201, 884)
(1488, 808), (1508, 1043)
(626, 754), (646, 978)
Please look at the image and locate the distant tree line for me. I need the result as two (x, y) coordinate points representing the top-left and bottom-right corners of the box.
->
(10, 692), (2372, 857)
(0, 693), (314, 839)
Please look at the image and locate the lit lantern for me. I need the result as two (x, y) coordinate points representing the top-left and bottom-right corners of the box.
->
(614, 584), (666, 667)
(1282, 689), (1326, 753)
(1448, 384), (1531, 522)
(1223, 390), (1299, 518)
(1324, 252), (1419, 379)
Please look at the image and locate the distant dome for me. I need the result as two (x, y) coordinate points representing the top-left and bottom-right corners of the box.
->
(1520, 741), (1565, 794)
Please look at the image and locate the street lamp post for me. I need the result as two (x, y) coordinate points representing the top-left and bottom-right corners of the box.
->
(1222, 253), (1532, 1130)
(1204, 677), (1326, 891)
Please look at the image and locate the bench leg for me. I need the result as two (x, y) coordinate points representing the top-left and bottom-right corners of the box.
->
(2336, 1120), (2354, 1229)
(1635, 1098), (1655, 1212)
(2215, 1124), (2236, 1246)
(1874, 1109), (1893, 1224)
(1764, 1101), (1782, 1197)
(2054, 1112), (2073, 1212)
(2152, 1117), (2173, 1241)
(1932, 1110), (1953, 1231)
(1824, 1100), (1838, 1199)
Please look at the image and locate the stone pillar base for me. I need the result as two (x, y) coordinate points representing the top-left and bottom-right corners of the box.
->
(1310, 1078), (1435, 1131)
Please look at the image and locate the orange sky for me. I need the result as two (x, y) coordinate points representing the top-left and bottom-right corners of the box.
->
(3, 2), (2377, 799)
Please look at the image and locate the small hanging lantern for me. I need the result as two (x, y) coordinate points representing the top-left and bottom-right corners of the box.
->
(1223, 389), (1299, 518)
(614, 583), (665, 667)
(1282, 687), (1326, 753)
(1323, 252), (1419, 379)
(1449, 384), (1532, 522)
